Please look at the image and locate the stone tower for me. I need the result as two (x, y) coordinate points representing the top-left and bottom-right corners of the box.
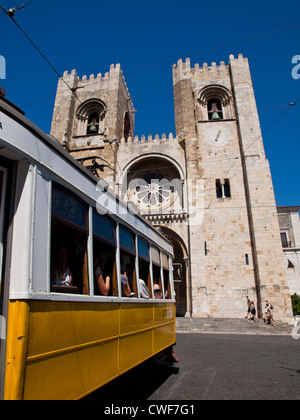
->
(50, 56), (293, 322)
(51, 64), (135, 186)
(172, 54), (292, 321)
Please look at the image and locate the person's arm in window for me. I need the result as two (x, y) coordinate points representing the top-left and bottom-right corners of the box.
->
(121, 273), (132, 297)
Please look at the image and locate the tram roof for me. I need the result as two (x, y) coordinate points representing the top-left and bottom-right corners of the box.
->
(0, 96), (173, 250)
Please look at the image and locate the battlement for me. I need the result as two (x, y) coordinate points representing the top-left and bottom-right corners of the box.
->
(62, 63), (122, 83)
(120, 132), (176, 145)
(59, 64), (133, 111)
(173, 54), (249, 83)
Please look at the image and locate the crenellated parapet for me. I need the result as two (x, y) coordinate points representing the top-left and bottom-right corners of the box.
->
(172, 53), (248, 84)
(60, 64), (133, 106)
(120, 132), (176, 145)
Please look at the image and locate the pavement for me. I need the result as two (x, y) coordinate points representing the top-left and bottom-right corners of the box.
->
(176, 317), (294, 336)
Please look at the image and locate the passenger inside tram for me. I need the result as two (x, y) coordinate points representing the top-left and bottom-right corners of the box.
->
(138, 260), (151, 299)
(154, 283), (163, 299)
(93, 242), (114, 296)
(51, 243), (73, 289)
(139, 279), (150, 299)
(153, 266), (163, 299)
(120, 253), (134, 297)
(94, 255), (111, 296)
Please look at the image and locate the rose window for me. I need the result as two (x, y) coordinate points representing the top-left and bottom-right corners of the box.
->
(127, 168), (180, 213)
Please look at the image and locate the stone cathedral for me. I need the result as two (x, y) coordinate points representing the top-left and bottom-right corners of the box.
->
(50, 54), (293, 322)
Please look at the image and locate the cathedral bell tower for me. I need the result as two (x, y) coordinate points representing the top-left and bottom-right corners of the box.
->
(51, 64), (136, 186)
(173, 54), (292, 321)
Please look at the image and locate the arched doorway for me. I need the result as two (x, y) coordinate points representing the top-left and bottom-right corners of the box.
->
(159, 227), (188, 317)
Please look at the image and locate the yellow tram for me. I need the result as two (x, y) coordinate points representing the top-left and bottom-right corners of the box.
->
(0, 96), (176, 400)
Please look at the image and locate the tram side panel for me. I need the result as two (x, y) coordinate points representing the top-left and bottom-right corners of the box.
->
(6, 300), (175, 400)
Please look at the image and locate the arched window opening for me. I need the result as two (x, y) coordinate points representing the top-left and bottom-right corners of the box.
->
(75, 98), (106, 137)
(124, 112), (131, 142)
(216, 178), (231, 199)
(224, 178), (231, 198)
(216, 179), (223, 198)
(198, 85), (234, 121)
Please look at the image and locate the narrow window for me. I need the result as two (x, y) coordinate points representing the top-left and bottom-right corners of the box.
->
(288, 259), (295, 268)
(204, 241), (208, 256)
(245, 254), (249, 265)
(224, 179), (231, 198)
(216, 179), (223, 199)
(51, 184), (89, 295)
(93, 211), (117, 297)
(280, 232), (289, 248)
(124, 112), (131, 142)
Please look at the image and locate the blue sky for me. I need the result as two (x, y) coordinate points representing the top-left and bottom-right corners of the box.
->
(0, 0), (299, 206)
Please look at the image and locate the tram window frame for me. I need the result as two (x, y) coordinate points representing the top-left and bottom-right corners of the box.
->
(119, 225), (137, 298)
(93, 210), (118, 297)
(50, 184), (89, 295)
(137, 237), (152, 299)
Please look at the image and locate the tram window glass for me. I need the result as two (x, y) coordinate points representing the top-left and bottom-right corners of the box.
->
(93, 211), (118, 297)
(120, 226), (137, 297)
(52, 185), (87, 230)
(152, 247), (163, 299)
(119, 227), (135, 254)
(93, 211), (115, 245)
(162, 253), (171, 299)
(51, 185), (89, 295)
(138, 238), (152, 299)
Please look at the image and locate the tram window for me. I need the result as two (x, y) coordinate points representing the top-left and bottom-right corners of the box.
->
(120, 252), (136, 297)
(93, 241), (116, 296)
(138, 238), (152, 299)
(50, 221), (89, 294)
(51, 185), (89, 295)
(163, 269), (171, 300)
(162, 254), (171, 300)
(151, 246), (162, 299)
(120, 226), (137, 298)
(93, 211), (118, 297)
(153, 265), (163, 300)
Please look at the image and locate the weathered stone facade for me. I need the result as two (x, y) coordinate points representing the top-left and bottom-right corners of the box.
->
(277, 206), (300, 296)
(51, 54), (294, 322)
